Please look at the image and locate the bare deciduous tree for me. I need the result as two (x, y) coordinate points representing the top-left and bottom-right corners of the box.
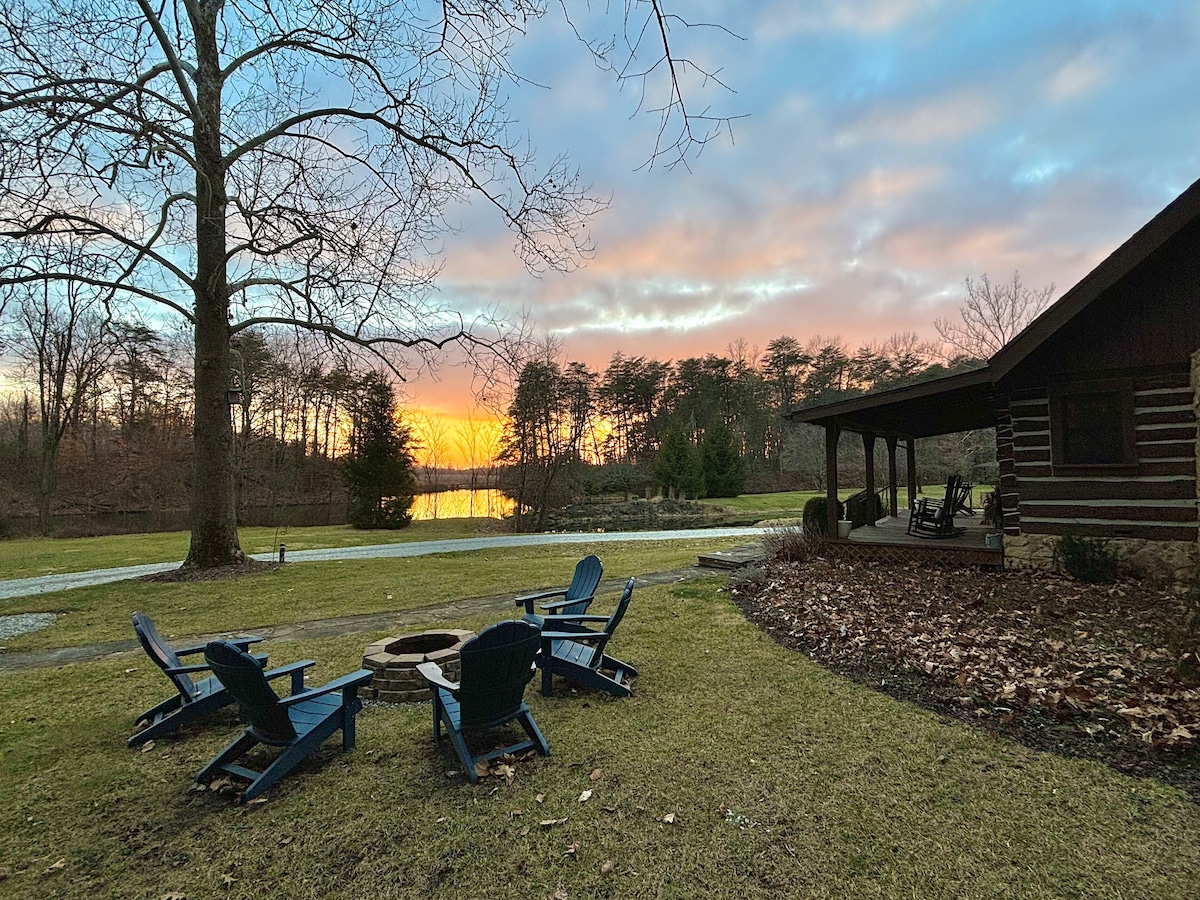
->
(935, 272), (1055, 361)
(4, 240), (114, 531)
(0, 1), (735, 566)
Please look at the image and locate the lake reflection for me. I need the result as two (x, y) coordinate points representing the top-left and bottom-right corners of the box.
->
(411, 489), (514, 520)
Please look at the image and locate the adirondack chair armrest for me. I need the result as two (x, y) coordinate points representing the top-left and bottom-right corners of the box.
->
(539, 594), (595, 612)
(165, 651), (268, 676)
(262, 659), (316, 695)
(278, 668), (373, 706)
(515, 588), (566, 613)
(541, 613), (609, 624)
(539, 630), (607, 643)
(415, 661), (459, 693)
(175, 635), (262, 656)
(163, 661), (217, 675)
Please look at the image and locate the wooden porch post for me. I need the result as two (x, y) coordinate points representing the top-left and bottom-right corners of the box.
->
(862, 432), (877, 526)
(885, 436), (898, 518)
(825, 424), (840, 537)
(905, 437), (917, 510)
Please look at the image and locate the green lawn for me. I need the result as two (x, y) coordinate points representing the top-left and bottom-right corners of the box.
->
(1, 578), (1197, 899)
(699, 490), (852, 516)
(0, 538), (746, 650)
(0, 519), (506, 581)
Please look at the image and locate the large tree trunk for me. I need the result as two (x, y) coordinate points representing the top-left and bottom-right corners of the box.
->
(184, 1), (243, 568)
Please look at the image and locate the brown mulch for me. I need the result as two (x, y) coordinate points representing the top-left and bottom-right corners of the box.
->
(731, 557), (1200, 803)
(142, 559), (280, 583)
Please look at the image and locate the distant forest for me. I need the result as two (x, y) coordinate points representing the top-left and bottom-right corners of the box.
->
(0, 308), (999, 536)
(496, 334), (997, 529)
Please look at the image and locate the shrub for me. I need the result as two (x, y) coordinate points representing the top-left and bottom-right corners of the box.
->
(802, 496), (844, 535)
(763, 522), (827, 563)
(1054, 534), (1118, 583)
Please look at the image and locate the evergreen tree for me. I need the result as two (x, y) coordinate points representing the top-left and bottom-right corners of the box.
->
(343, 373), (416, 529)
(654, 425), (703, 499)
(700, 421), (747, 498)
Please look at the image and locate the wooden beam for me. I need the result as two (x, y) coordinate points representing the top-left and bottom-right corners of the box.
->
(905, 437), (917, 510)
(863, 432), (877, 526)
(826, 424), (840, 537)
(886, 436), (899, 518)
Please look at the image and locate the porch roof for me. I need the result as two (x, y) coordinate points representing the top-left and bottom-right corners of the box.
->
(785, 367), (995, 439)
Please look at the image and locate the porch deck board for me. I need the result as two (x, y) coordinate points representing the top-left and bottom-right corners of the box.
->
(831, 515), (1003, 566)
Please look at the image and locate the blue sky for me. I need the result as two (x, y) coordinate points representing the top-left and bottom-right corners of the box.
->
(412, 0), (1200, 414)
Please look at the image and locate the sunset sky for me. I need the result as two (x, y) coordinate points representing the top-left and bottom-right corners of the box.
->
(403, 0), (1200, 455)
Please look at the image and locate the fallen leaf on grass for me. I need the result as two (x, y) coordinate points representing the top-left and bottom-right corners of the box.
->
(661, 813), (676, 824)
(221, 873), (236, 886)
(42, 858), (65, 874)
(155, 894), (186, 900)
(563, 841), (580, 857)
(578, 790), (592, 803)
(140, 741), (156, 753)
(539, 818), (568, 828)
(588, 768), (603, 781)
(600, 860), (615, 875)
(549, 884), (569, 900)
(536, 793), (545, 803)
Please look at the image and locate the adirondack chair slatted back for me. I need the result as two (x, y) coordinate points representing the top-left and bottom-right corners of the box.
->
(456, 621), (539, 731)
(204, 641), (297, 745)
(132, 611), (194, 699)
(561, 555), (603, 616)
(578, 578), (635, 668)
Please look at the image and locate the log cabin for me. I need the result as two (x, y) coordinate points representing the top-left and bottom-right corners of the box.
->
(788, 177), (1200, 582)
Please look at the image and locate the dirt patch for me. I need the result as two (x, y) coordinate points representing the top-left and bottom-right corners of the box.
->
(731, 557), (1200, 803)
(141, 558), (280, 583)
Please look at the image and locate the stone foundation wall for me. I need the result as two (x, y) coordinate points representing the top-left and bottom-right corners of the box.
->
(1004, 533), (1197, 585)
(1194, 347), (1200, 577)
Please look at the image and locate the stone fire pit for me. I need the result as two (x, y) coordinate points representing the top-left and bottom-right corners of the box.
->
(358, 629), (475, 703)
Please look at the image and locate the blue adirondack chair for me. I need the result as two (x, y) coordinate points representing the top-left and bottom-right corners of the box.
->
(536, 577), (638, 698)
(515, 554), (602, 627)
(417, 620), (549, 783)
(194, 641), (373, 802)
(128, 611), (310, 748)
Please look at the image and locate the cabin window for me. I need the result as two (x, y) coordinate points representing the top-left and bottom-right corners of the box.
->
(1050, 380), (1136, 473)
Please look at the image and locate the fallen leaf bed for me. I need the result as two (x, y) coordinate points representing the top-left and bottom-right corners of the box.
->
(732, 558), (1200, 803)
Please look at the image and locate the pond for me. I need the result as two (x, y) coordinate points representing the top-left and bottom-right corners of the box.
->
(410, 489), (514, 521)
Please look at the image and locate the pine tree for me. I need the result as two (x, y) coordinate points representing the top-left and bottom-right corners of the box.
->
(700, 421), (747, 498)
(654, 425), (703, 499)
(343, 373), (416, 529)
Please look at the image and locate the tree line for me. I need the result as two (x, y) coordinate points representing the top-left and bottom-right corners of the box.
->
(0, 304), (422, 535)
(497, 333), (991, 529)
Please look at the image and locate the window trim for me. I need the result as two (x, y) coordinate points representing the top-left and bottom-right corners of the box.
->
(1048, 378), (1138, 475)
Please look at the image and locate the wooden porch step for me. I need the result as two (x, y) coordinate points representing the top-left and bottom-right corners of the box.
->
(697, 544), (767, 569)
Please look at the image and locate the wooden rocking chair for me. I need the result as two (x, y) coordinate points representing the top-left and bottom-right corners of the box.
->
(907, 476), (966, 539)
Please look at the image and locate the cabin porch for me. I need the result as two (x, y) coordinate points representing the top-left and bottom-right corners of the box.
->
(828, 513), (1004, 567)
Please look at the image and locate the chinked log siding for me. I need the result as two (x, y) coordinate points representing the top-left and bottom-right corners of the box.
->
(1008, 373), (1197, 542)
